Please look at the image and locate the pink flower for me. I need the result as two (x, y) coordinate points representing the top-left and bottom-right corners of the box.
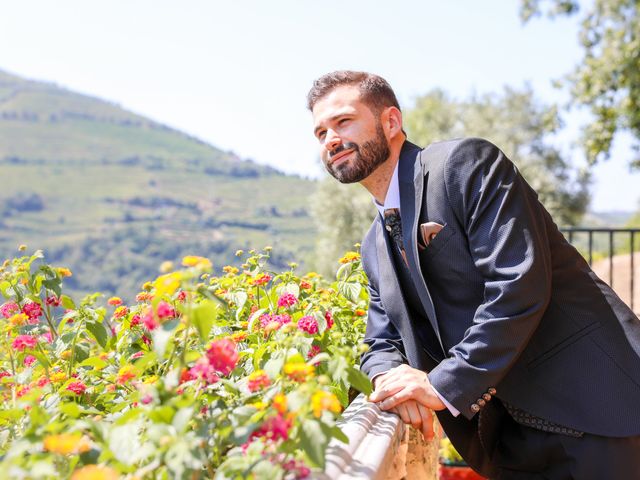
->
(141, 394), (153, 405)
(247, 370), (271, 392)
(24, 355), (37, 367)
(22, 302), (43, 321)
(206, 338), (239, 376)
(249, 414), (291, 442)
(36, 375), (49, 387)
(156, 301), (176, 319)
(41, 332), (53, 343)
(307, 345), (321, 360)
(45, 295), (61, 307)
(189, 358), (220, 385)
(12, 335), (37, 351)
(66, 381), (87, 395)
(142, 310), (159, 331)
(141, 335), (151, 346)
(0, 371), (11, 379)
(277, 293), (298, 308)
(259, 314), (291, 330)
(253, 273), (272, 286)
(297, 316), (318, 335)
(130, 351), (144, 360)
(1, 302), (20, 318)
(282, 459), (311, 479)
(176, 291), (187, 303)
(130, 314), (141, 326)
(325, 310), (334, 329)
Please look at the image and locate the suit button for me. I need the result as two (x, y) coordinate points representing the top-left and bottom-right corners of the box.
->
(488, 387), (497, 395)
(477, 399), (486, 407)
(470, 403), (480, 413)
(482, 393), (492, 401)
(385, 225), (392, 232)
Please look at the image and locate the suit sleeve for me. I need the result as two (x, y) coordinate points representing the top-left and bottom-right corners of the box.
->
(360, 233), (408, 379)
(427, 138), (552, 420)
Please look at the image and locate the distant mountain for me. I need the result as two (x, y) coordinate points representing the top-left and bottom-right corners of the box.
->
(0, 69), (317, 300)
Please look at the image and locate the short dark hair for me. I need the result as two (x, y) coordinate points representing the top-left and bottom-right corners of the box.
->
(307, 70), (401, 113)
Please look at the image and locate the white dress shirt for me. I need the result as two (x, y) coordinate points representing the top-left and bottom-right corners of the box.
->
(372, 161), (460, 417)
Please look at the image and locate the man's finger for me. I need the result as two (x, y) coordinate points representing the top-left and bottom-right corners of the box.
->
(417, 404), (434, 440)
(405, 400), (423, 430)
(395, 402), (411, 425)
(369, 381), (405, 402)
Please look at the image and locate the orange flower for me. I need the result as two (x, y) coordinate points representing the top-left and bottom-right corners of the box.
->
(354, 309), (366, 316)
(70, 465), (119, 480)
(9, 313), (28, 326)
(113, 306), (128, 319)
(60, 350), (72, 360)
(311, 390), (342, 417)
(339, 251), (360, 264)
(230, 331), (248, 343)
(57, 267), (73, 277)
(273, 393), (288, 414)
(43, 433), (91, 455)
(283, 363), (314, 382)
(107, 297), (122, 306)
(116, 365), (137, 384)
(50, 372), (67, 383)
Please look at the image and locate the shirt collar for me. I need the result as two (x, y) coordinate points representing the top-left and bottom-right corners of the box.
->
(374, 161), (400, 217)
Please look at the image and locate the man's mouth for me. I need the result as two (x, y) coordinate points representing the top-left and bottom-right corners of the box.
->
(330, 149), (353, 166)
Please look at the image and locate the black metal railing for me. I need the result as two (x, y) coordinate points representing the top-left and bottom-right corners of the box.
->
(560, 228), (640, 313)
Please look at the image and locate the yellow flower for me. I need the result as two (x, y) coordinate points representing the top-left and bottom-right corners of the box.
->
(273, 393), (287, 414)
(235, 250), (244, 257)
(222, 265), (239, 275)
(283, 363), (315, 382)
(50, 372), (67, 383)
(57, 267), (73, 277)
(142, 281), (153, 291)
(339, 251), (360, 264)
(154, 272), (182, 296)
(159, 260), (174, 273)
(143, 375), (158, 385)
(70, 465), (119, 480)
(61, 350), (72, 360)
(251, 401), (267, 410)
(18, 244), (27, 251)
(9, 313), (28, 326)
(43, 433), (91, 455)
(311, 390), (342, 418)
(182, 255), (212, 269)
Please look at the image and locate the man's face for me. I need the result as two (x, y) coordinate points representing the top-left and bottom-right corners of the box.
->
(312, 85), (390, 183)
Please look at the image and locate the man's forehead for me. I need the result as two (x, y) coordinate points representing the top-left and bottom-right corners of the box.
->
(312, 85), (364, 124)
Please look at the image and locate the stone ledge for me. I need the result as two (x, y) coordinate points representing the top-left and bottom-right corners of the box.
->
(317, 394), (438, 480)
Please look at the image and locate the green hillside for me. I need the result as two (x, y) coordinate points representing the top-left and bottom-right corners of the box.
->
(0, 69), (317, 300)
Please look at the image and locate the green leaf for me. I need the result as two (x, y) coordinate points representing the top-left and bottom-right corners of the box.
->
(338, 281), (362, 303)
(85, 321), (109, 349)
(321, 423), (350, 445)
(346, 366), (372, 395)
(79, 356), (108, 370)
(132, 351), (158, 371)
(300, 419), (328, 468)
(263, 356), (285, 378)
(191, 300), (217, 341)
(60, 295), (76, 310)
(60, 402), (82, 418)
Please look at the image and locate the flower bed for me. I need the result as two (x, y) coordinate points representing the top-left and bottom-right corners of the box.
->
(0, 247), (372, 479)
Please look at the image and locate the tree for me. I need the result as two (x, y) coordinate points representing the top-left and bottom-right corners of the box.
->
(309, 179), (376, 276)
(521, 0), (640, 168)
(404, 86), (590, 225)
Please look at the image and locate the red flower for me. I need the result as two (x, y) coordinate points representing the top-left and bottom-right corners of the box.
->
(247, 370), (271, 392)
(300, 280), (312, 290)
(130, 314), (141, 326)
(259, 314), (291, 330)
(12, 335), (37, 351)
(325, 310), (334, 329)
(297, 316), (318, 335)
(253, 273), (272, 286)
(307, 345), (321, 360)
(45, 295), (61, 307)
(176, 291), (187, 303)
(188, 358), (220, 385)
(206, 338), (239, 376)
(22, 302), (42, 321)
(277, 293), (298, 308)
(142, 310), (159, 331)
(66, 381), (87, 395)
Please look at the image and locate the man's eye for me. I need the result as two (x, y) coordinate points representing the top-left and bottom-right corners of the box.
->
(339, 118), (349, 125)
(317, 131), (326, 140)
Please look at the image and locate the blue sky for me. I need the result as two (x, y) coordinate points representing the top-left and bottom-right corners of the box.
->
(1, 0), (638, 212)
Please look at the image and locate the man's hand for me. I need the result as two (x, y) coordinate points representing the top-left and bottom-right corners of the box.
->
(389, 400), (435, 440)
(369, 364), (446, 411)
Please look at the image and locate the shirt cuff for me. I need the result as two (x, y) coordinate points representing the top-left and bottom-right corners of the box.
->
(432, 385), (460, 417)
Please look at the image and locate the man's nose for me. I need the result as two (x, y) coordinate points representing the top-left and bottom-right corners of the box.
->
(325, 129), (341, 152)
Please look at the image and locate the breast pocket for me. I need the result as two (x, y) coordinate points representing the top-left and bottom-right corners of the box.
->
(421, 223), (456, 257)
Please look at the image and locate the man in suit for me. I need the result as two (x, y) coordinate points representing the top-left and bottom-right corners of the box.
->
(308, 70), (640, 478)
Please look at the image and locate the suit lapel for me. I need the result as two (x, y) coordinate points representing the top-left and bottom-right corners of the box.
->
(398, 142), (446, 355)
(375, 218), (434, 369)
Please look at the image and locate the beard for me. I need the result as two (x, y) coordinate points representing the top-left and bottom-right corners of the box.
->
(323, 122), (390, 184)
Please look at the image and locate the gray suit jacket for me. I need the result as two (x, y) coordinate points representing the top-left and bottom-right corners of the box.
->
(360, 138), (640, 475)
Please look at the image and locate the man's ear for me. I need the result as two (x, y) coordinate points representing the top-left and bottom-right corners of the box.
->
(382, 106), (403, 138)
